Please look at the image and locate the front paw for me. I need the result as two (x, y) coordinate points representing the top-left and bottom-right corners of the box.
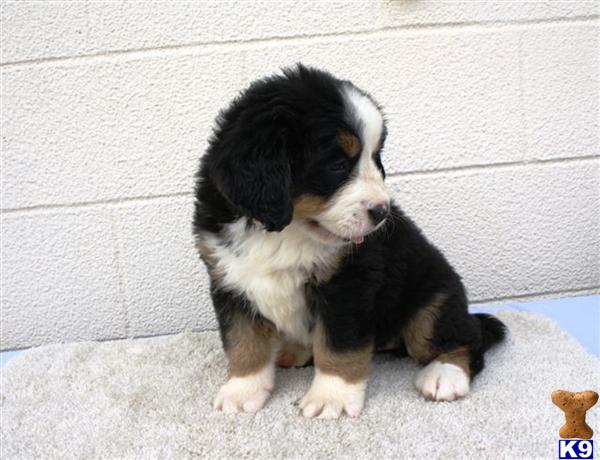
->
(298, 372), (367, 419)
(214, 370), (274, 413)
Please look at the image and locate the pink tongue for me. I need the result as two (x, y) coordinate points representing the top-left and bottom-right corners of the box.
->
(351, 236), (365, 244)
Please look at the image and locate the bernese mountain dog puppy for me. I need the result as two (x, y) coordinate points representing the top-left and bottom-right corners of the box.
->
(193, 64), (506, 419)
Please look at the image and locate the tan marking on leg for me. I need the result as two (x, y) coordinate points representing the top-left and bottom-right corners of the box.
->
(226, 315), (278, 378)
(401, 293), (447, 364)
(338, 130), (361, 158)
(312, 320), (372, 383)
(277, 341), (313, 368)
(437, 346), (472, 378)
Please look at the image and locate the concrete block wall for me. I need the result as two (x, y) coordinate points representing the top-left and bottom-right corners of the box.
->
(1, 1), (598, 350)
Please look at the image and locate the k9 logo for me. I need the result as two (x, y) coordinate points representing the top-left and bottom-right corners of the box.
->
(559, 440), (594, 459)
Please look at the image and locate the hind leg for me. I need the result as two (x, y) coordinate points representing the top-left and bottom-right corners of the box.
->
(413, 347), (472, 401)
(402, 294), (483, 401)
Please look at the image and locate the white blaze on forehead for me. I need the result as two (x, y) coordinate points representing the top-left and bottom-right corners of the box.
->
(342, 85), (388, 207)
(343, 85), (384, 155)
(309, 84), (389, 241)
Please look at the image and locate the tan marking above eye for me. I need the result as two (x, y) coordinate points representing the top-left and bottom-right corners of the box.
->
(338, 130), (361, 158)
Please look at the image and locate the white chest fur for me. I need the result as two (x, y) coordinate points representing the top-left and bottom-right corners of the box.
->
(205, 219), (340, 345)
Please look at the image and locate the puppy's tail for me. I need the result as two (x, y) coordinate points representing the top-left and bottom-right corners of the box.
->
(474, 313), (507, 351)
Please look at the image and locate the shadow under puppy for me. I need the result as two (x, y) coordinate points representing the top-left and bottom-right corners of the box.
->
(193, 64), (506, 419)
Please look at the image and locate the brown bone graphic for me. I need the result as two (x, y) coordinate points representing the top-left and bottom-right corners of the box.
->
(551, 390), (598, 439)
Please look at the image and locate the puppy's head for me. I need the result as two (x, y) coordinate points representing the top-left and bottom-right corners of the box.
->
(208, 64), (390, 245)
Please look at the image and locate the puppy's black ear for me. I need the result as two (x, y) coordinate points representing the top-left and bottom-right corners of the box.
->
(209, 127), (293, 232)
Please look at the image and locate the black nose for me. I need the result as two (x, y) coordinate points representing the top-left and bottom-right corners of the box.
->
(368, 204), (390, 225)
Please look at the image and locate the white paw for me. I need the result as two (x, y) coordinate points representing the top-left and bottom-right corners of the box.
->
(298, 371), (366, 419)
(214, 367), (274, 414)
(415, 360), (470, 401)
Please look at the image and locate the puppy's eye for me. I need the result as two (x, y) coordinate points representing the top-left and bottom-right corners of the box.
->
(329, 159), (348, 172)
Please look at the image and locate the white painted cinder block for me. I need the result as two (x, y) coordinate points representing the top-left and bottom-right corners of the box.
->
(522, 23), (599, 160)
(1, 48), (248, 210)
(1, 3), (598, 349)
(1, 208), (126, 349)
(112, 196), (215, 338)
(2, 1), (597, 63)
